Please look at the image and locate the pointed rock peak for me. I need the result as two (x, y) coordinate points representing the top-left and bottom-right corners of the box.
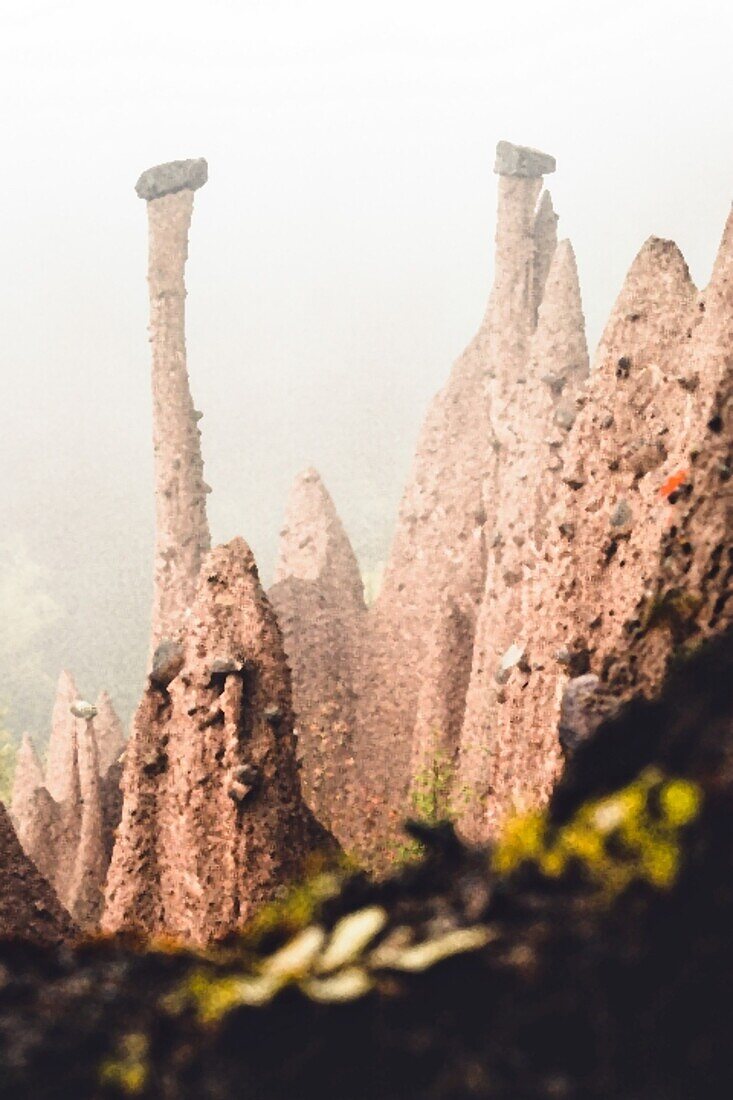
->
(532, 190), (560, 324)
(534, 189), (557, 228)
(10, 734), (44, 824)
(45, 670), (81, 803)
(17, 732), (43, 777)
(532, 238), (589, 379)
(594, 236), (697, 366)
(189, 538), (279, 662)
(272, 469), (364, 603)
(611, 236), (695, 316)
(537, 239), (584, 324)
(94, 691), (126, 775)
(704, 202), (733, 302)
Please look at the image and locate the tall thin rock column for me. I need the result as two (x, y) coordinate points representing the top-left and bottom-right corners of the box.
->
(354, 143), (556, 858)
(67, 718), (107, 930)
(135, 158), (211, 652)
(94, 691), (126, 774)
(458, 237), (589, 838)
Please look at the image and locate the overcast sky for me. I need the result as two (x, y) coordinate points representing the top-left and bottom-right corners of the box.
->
(0, 0), (732, 729)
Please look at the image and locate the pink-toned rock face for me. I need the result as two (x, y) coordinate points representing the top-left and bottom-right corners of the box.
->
(269, 469), (365, 847)
(457, 237), (589, 838)
(103, 538), (336, 945)
(9, 733), (44, 845)
(351, 152), (557, 862)
(17, 706), (118, 931)
(23, 728), (83, 916)
(66, 720), (108, 930)
(145, 183), (210, 652)
(0, 803), (76, 944)
(456, 209), (733, 842)
(94, 691), (126, 775)
(44, 670), (83, 803)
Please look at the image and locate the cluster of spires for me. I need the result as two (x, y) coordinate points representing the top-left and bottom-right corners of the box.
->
(9, 674), (124, 929)
(1, 140), (732, 946)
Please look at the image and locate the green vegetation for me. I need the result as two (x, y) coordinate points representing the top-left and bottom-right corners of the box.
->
(493, 767), (701, 896)
(410, 750), (456, 824)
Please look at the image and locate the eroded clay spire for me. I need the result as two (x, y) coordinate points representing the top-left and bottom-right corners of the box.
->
(67, 719), (107, 930)
(94, 691), (126, 775)
(457, 236), (590, 839)
(270, 469), (365, 843)
(350, 141), (556, 864)
(9, 733), (44, 843)
(104, 538), (335, 945)
(273, 468), (364, 603)
(44, 671), (81, 803)
(485, 140), (556, 359)
(138, 158), (211, 652)
(532, 190), (559, 324)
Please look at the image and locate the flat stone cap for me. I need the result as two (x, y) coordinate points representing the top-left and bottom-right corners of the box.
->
(494, 141), (555, 178)
(135, 158), (208, 201)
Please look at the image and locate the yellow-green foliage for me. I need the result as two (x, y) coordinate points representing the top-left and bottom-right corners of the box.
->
(410, 751), (455, 823)
(493, 768), (701, 896)
(99, 1033), (149, 1095)
(640, 588), (703, 634)
(171, 914), (491, 1023)
(244, 853), (354, 948)
(155, 767), (702, 1036)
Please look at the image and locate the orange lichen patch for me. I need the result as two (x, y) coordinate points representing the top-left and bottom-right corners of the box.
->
(659, 468), (689, 499)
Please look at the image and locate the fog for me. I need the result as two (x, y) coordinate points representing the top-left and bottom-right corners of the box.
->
(1, 0), (731, 738)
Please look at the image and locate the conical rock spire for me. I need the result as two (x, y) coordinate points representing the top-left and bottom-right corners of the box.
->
(104, 538), (337, 945)
(67, 721), (107, 930)
(94, 691), (126, 775)
(44, 671), (82, 803)
(272, 468), (364, 605)
(532, 190), (559, 324)
(10, 733), (44, 844)
(270, 469), (365, 845)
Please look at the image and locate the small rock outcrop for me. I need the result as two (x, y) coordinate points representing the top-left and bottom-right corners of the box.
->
(103, 538), (337, 945)
(0, 803), (76, 944)
(269, 469), (365, 845)
(139, 158), (211, 652)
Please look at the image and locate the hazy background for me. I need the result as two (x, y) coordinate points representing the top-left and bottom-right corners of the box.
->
(1, 0), (731, 742)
